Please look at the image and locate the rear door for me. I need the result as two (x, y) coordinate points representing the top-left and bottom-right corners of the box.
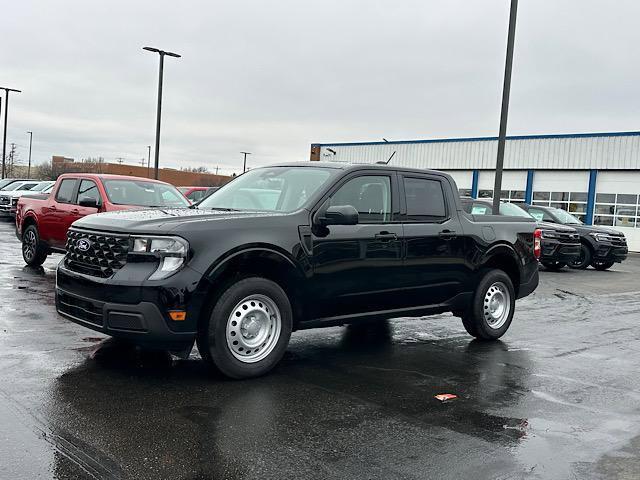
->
(310, 171), (404, 319)
(41, 178), (78, 248)
(398, 173), (470, 307)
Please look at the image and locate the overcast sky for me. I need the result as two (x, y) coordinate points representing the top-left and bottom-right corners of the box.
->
(3, 0), (640, 175)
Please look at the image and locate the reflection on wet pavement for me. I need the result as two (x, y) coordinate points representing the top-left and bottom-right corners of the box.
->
(0, 220), (639, 479)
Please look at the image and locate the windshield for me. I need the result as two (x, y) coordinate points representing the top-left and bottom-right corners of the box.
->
(0, 179), (16, 190)
(552, 207), (583, 225)
(31, 182), (53, 192)
(198, 167), (334, 212)
(499, 202), (533, 218)
(103, 180), (190, 208)
(4, 182), (31, 191)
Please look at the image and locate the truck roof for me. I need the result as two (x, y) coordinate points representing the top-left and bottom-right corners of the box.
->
(57, 173), (170, 184)
(272, 161), (447, 176)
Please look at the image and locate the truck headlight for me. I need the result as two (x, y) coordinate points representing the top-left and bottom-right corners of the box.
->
(541, 230), (558, 239)
(131, 236), (189, 280)
(590, 233), (610, 242)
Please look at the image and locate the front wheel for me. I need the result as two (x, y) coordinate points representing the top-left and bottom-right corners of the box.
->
(567, 244), (592, 270)
(22, 224), (48, 266)
(197, 277), (293, 379)
(591, 260), (615, 271)
(541, 261), (566, 271)
(461, 269), (515, 340)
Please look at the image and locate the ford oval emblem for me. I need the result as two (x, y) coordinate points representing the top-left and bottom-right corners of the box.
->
(77, 238), (92, 252)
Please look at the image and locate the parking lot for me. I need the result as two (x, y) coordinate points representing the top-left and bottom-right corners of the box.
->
(0, 218), (639, 480)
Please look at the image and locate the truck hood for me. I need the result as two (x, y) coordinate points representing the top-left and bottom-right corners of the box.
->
(536, 221), (577, 233)
(72, 207), (287, 234)
(572, 223), (626, 237)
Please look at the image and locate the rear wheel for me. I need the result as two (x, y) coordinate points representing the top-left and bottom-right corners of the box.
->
(591, 260), (615, 271)
(461, 269), (515, 341)
(22, 224), (48, 267)
(541, 261), (566, 271)
(567, 244), (592, 270)
(197, 277), (292, 379)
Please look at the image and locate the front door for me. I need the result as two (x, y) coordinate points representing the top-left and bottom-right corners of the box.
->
(310, 172), (404, 319)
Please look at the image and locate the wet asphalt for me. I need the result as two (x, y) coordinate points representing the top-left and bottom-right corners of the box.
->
(1, 219), (640, 480)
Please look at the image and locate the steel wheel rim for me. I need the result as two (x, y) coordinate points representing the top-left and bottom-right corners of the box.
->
(23, 230), (36, 261)
(226, 294), (281, 363)
(483, 281), (510, 330)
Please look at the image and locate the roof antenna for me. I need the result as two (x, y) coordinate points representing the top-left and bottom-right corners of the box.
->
(384, 151), (396, 164)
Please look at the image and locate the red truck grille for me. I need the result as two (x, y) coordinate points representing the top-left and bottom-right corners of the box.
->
(65, 229), (130, 278)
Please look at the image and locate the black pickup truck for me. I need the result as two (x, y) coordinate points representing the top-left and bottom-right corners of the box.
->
(461, 198), (581, 271)
(521, 204), (628, 270)
(56, 163), (540, 378)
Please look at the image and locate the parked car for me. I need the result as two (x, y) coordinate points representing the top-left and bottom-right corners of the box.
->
(16, 174), (190, 267)
(56, 163), (540, 379)
(0, 180), (42, 216)
(461, 198), (581, 271)
(178, 186), (220, 203)
(521, 204), (628, 270)
(0, 181), (55, 217)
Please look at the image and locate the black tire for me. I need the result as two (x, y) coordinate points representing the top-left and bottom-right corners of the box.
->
(591, 260), (615, 271)
(541, 261), (567, 271)
(196, 277), (293, 379)
(461, 269), (516, 341)
(567, 244), (592, 270)
(22, 224), (48, 267)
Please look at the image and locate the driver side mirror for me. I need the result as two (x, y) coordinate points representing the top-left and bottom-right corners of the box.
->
(317, 205), (359, 226)
(78, 196), (101, 209)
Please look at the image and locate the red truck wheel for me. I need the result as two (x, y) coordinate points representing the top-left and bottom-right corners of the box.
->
(22, 225), (48, 267)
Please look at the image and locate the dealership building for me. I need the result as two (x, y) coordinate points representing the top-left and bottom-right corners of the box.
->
(310, 131), (640, 251)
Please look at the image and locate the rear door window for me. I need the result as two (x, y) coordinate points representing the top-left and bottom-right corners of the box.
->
(403, 177), (447, 222)
(55, 179), (77, 204)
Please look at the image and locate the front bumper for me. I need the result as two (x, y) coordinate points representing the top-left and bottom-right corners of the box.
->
(540, 239), (581, 263)
(56, 260), (207, 350)
(593, 242), (628, 263)
(0, 205), (15, 217)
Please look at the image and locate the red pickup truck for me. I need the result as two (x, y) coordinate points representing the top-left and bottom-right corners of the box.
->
(16, 173), (190, 266)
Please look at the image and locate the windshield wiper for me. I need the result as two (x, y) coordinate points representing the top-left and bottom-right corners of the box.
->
(208, 207), (241, 212)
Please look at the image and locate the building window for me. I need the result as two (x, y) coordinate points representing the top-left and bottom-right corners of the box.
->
(500, 190), (525, 204)
(478, 189), (493, 199)
(459, 188), (472, 198)
(594, 193), (639, 228)
(532, 191), (588, 222)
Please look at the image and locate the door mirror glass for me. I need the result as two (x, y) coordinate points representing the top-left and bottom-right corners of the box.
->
(318, 205), (359, 226)
(78, 196), (100, 209)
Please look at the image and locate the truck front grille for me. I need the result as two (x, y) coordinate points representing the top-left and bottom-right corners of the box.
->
(65, 229), (130, 278)
(57, 291), (104, 326)
(0, 196), (10, 205)
(557, 232), (580, 244)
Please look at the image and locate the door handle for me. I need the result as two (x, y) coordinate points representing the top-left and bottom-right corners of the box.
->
(438, 229), (457, 240)
(71, 209), (80, 214)
(375, 231), (398, 242)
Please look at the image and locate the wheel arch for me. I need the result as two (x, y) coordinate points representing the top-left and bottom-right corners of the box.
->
(197, 246), (308, 330)
(479, 244), (522, 296)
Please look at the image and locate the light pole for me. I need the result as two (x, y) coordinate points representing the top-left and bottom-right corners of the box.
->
(146, 145), (151, 178)
(492, 0), (518, 215)
(1, 87), (21, 179)
(241, 152), (251, 173)
(27, 131), (33, 178)
(143, 47), (181, 180)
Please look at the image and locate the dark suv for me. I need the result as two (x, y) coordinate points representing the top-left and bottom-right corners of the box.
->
(521, 204), (628, 270)
(461, 199), (581, 271)
(56, 163), (539, 378)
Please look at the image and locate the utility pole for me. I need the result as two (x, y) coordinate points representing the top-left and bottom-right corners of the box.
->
(147, 145), (151, 178)
(27, 131), (33, 178)
(8, 143), (16, 177)
(143, 47), (181, 180)
(215, 165), (219, 175)
(1, 87), (22, 179)
(492, 0), (518, 215)
(116, 157), (124, 165)
(241, 152), (251, 173)
(140, 158), (146, 167)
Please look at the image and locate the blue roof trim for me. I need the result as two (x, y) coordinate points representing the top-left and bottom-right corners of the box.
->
(311, 131), (640, 148)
